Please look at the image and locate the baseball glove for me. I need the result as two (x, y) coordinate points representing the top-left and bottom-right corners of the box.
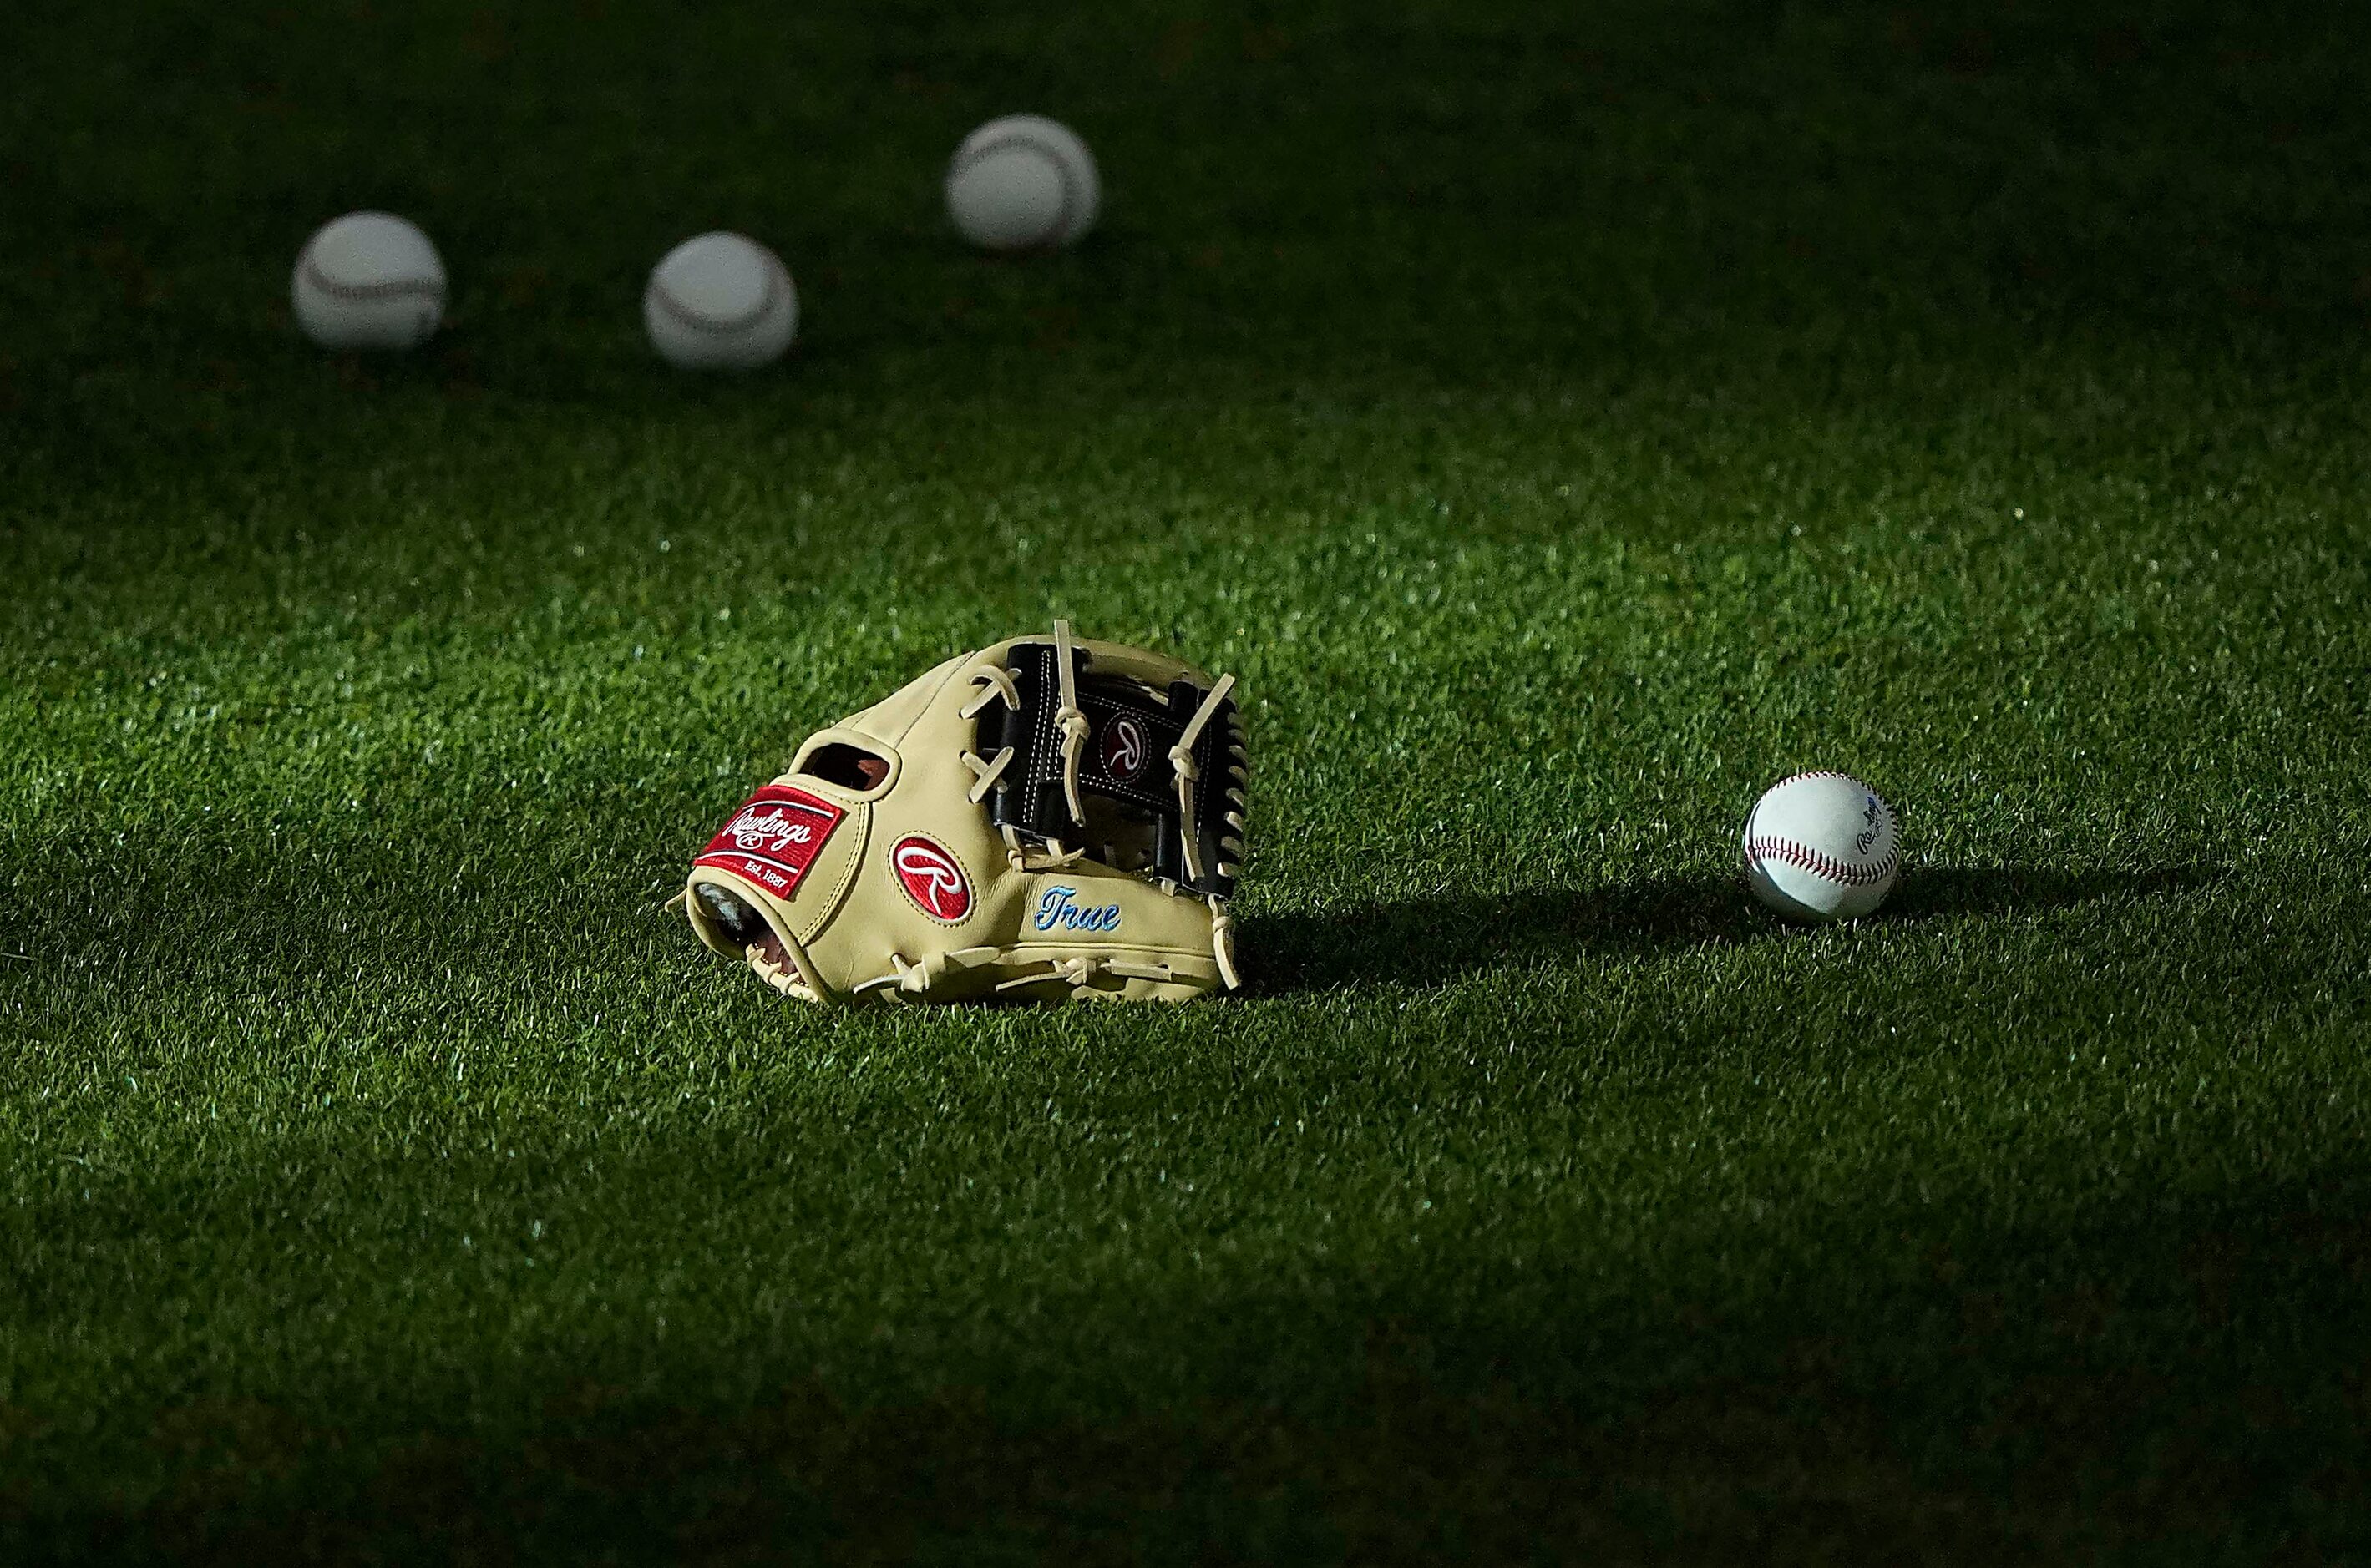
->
(673, 620), (1246, 1004)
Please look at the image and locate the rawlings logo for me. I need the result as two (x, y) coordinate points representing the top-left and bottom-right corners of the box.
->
(892, 836), (973, 922)
(1100, 714), (1149, 785)
(692, 786), (844, 898)
(727, 807), (818, 854)
(1033, 885), (1121, 933)
(1854, 794), (1884, 857)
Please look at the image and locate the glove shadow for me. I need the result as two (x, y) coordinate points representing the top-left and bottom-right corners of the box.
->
(1239, 865), (2204, 994)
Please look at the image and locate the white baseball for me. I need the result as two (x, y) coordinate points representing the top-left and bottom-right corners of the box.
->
(291, 211), (446, 351)
(643, 232), (799, 371)
(945, 114), (1100, 252)
(1741, 771), (1902, 922)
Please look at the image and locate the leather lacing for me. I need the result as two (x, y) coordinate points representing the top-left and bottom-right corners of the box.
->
(855, 946), (1201, 1002)
(899, 617), (1243, 997)
(664, 886), (828, 1002)
(747, 942), (819, 1000)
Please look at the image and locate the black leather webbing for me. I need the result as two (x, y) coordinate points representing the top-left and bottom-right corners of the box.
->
(975, 640), (1240, 898)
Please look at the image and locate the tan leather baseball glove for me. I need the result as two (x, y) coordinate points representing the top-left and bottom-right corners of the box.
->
(672, 621), (1246, 1004)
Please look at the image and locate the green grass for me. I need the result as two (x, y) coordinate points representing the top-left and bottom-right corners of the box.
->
(5, 0), (2371, 1559)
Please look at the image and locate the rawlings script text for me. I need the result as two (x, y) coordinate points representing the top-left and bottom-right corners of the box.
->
(729, 808), (817, 852)
(1854, 795), (1883, 857)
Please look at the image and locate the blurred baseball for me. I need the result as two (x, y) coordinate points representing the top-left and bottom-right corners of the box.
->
(1741, 771), (1902, 922)
(291, 211), (445, 351)
(945, 114), (1100, 252)
(643, 232), (798, 371)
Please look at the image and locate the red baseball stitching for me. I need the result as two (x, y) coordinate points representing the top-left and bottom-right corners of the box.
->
(1748, 774), (1899, 885)
(1745, 835), (1898, 886)
(1771, 770), (1862, 791)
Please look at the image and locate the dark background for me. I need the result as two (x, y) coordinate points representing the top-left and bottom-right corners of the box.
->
(5, 1), (2370, 1561)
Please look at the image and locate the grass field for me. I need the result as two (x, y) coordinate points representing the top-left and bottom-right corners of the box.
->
(6, 0), (2371, 1559)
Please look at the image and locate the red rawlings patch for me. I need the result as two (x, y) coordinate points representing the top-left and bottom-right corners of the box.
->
(890, 835), (972, 922)
(1100, 713), (1150, 784)
(692, 786), (845, 900)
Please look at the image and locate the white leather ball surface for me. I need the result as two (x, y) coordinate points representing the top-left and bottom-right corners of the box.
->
(1741, 771), (1902, 922)
(643, 232), (799, 371)
(945, 114), (1100, 252)
(291, 211), (446, 351)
